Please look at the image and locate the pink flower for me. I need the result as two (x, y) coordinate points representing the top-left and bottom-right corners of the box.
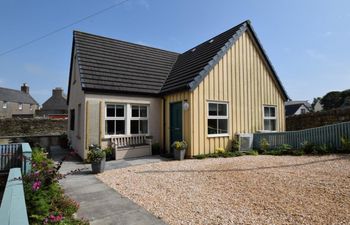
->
(32, 180), (41, 191)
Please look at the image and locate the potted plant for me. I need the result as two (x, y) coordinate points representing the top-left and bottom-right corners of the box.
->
(87, 145), (106, 174)
(172, 140), (187, 160)
(103, 147), (114, 161)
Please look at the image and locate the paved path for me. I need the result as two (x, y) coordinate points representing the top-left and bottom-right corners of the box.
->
(50, 146), (168, 225)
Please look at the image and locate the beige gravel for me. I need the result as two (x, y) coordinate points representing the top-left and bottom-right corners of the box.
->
(97, 155), (350, 225)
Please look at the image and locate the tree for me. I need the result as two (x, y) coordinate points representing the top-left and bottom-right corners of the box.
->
(320, 91), (342, 110)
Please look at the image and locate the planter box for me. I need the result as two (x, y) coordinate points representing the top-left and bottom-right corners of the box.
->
(91, 157), (106, 174)
(174, 149), (186, 160)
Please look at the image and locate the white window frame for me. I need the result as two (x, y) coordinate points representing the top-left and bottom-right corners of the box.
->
(105, 103), (126, 136)
(130, 104), (149, 135)
(30, 104), (33, 111)
(263, 105), (277, 131)
(207, 101), (229, 137)
(18, 103), (23, 110)
(2, 101), (7, 109)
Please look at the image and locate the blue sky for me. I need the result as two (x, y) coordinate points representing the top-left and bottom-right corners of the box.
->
(1, 0), (349, 104)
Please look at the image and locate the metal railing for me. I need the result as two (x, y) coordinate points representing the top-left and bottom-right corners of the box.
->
(253, 121), (350, 149)
(0, 143), (32, 174)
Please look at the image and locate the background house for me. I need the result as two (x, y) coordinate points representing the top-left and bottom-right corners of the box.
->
(0, 83), (39, 118)
(285, 101), (311, 117)
(37, 87), (68, 119)
(313, 99), (323, 112)
(67, 20), (288, 159)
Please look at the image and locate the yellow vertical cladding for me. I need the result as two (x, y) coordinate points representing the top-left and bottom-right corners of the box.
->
(164, 30), (286, 157)
(189, 30), (286, 156)
(163, 91), (192, 156)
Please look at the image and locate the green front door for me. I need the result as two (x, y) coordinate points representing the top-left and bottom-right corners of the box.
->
(170, 102), (183, 152)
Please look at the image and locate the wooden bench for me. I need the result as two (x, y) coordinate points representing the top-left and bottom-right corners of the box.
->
(111, 135), (152, 160)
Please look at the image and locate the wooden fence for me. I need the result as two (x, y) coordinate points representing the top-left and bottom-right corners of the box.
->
(0, 143), (32, 174)
(253, 121), (350, 149)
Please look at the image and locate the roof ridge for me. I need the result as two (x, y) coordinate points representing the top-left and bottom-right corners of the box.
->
(73, 30), (180, 55)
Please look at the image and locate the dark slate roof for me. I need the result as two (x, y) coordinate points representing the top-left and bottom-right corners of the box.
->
(74, 31), (179, 95)
(161, 21), (246, 93)
(0, 87), (38, 105)
(285, 103), (304, 116)
(70, 20), (289, 100)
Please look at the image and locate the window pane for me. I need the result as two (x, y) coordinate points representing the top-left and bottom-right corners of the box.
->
(208, 119), (217, 134)
(270, 107), (276, 117)
(270, 119), (276, 131)
(132, 106), (139, 117)
(115, 120), (125, 134)
(209, 103), (217, 116)
(140, 106), (147, 117)
(130, 120), (139, 134)
(218, 104), (227, 116)
(116, 105), (124, 117)
(106, 105), (115, 117)
(218, 119), (228, 134)
(264, 107), (270, 117)
(264, 119), (270, 130)
(106, 120), (115, 135)
(140, 120), (148, 134)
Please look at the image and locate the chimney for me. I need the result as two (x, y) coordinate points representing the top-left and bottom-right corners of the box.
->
(21, 83), (29, 94)
(52, 87), (63, 97)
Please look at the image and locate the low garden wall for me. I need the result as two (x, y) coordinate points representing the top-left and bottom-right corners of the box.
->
(286, 107), (350, 131)
(0, 118), (67, 137)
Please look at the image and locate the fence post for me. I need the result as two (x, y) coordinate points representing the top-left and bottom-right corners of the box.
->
(21, 143), (32, 174)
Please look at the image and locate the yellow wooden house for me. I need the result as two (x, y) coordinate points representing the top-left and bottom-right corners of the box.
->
(67, 20), (288, 159)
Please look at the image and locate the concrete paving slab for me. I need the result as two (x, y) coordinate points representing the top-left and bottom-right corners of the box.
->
(50, 146), (167, 225)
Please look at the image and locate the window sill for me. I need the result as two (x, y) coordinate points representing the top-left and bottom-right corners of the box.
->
(207, 134), (230, 138)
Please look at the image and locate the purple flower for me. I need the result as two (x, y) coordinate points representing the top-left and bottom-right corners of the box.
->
(32, 180), (41, 191)
(34, 171), (40, 177)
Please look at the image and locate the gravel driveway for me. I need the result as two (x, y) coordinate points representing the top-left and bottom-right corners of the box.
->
(97, 155), (350, 225)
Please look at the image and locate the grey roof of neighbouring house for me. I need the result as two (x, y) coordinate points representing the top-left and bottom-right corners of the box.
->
(0, 87), (38, 105)
(285, 103), (308, 116)
(42, 94), (67, 111)
(69, 20), (289, 101)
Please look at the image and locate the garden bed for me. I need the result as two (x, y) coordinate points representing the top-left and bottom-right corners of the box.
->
(98, 155), (350, 225)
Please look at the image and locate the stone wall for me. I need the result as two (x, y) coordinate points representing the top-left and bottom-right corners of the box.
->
(0, 118), (67, 137)
(286, 107), (350, 131)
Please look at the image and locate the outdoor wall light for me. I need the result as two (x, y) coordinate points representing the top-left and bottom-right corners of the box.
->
(183, 100), (190, 111)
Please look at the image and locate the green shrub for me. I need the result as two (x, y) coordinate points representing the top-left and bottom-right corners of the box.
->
(103, 147), (114, 161)
(340, 136), (350, 153)
(87, 145), (105, 163)
(245, 150), (259, 156)
(231, 138), (240, 152)
(23, 147), (88, 225)
(301, 141), (331, 155)
(275, 144), (293, 155)
(259, 138), (270, 154)
(194, 154), (207, 159)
